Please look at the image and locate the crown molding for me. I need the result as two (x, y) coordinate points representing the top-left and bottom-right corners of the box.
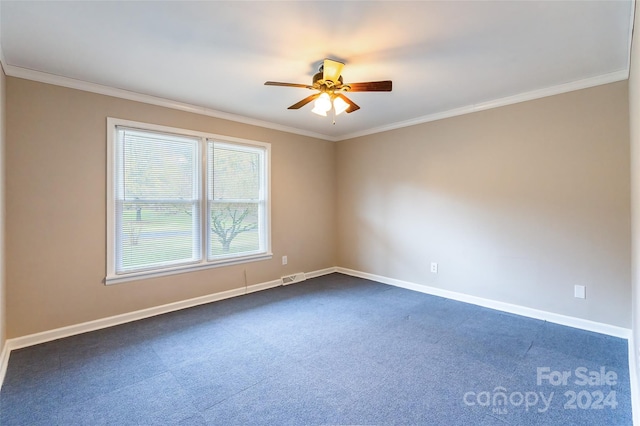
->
(335, 69), (629, 141)
(3, 64), (628, 143)
(3, 65), (337, 142)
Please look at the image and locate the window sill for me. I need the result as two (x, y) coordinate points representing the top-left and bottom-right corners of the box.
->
(105, 253), (273, 285)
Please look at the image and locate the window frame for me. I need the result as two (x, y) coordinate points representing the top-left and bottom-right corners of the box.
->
(106, 118), (271, 285)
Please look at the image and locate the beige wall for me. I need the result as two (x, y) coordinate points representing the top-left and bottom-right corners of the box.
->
(0, 65), (5, 350)
(337, 81), (631, 328)
(5, 77), (336, 338)
(4, 74), (632, 338)
(628, 0), (640, 399)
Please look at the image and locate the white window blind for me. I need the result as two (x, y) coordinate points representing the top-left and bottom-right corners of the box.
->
(114, 128), (201, 274)
(107, 119), (271, 284)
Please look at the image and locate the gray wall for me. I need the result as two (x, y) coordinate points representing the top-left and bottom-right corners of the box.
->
(337, 81), (631, 328)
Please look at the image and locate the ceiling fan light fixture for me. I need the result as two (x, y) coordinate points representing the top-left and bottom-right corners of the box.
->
(333, 96), (349, 115)
(311, 92), (332, 116)
(311, 105), (327, 116)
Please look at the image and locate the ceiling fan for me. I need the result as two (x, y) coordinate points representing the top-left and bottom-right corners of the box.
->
(264, 59), (392, 119)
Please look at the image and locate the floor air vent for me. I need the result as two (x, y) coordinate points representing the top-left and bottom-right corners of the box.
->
(281, 272), (306, 285)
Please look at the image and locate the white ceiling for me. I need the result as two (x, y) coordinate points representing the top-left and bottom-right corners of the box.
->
(0, 1), (633, 141)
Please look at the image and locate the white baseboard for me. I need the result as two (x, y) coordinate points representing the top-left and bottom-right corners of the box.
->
(0, 266), (335, 389)
(245, 278), (281, 294)
(0, 340), (9, 391)
(336, 267), (632, 339)
(7, 286), (247, 352)
(306, 267), (338, 279)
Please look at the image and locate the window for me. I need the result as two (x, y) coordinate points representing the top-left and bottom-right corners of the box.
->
(106, 118), (270, 284)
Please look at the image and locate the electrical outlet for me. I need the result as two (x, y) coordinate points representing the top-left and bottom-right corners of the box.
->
(431, 262), (438, 274)
(574, 285), (586, 299)
(282, 255), (288, 265)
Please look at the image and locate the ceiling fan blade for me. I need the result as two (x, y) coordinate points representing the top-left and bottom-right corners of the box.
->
(323, 59), (344, 83)
(265, 81), (313, 89)
(288, 93), (320, 109)
(347, 81), (393, 92)
(337, 93), (360, 113)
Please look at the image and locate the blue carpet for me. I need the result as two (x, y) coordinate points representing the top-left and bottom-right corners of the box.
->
(0, 273), (632, 425)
